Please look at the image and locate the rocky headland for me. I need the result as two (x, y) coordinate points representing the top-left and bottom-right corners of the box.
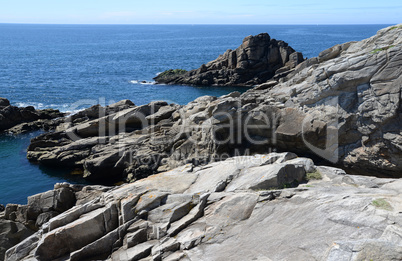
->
(0, 24), (401, 260)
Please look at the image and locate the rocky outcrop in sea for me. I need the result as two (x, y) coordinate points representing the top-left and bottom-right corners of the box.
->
(25, 24), (402, 182)
(1, 152), (402, 260)
(0, 98), (65, 134)
(154, 33), (304, 86)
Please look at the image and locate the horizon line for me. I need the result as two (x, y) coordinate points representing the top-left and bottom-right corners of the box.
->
(0, 22), (397, 26)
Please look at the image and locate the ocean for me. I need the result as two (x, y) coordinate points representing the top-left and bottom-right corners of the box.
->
(0, 24), (391, 205)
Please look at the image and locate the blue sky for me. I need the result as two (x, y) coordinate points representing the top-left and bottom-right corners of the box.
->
(1, 0), (401, 24)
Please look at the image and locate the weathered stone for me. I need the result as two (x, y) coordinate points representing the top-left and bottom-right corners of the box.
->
(226, 163), (306, 191)
(134, 191), (169, 213)
(151, 237), (180, 257)
(203, 193), (259, 226)
(35, 203), (118, 261)
(5, 204), (18, 220)
(112, 240), (157, 261)
(121, 194), (142, 224)
(176, 223), (206, 250)
(35, 211), (59, 228)
(285, 157), (316, 173)
(69, 219), (136, 261)
(162, 251), (188, 261)
(260, 152), (298, 165)
(254, 80), (278, 90)
(167, 193), (210, 237)
(26, 187), (75, 223)
(0, 220), (34, 261)
(148, 201), (193, 225)
(108, 99), (135, 110)
(74, 184), (112, 205)
(126, 228), (148, 248)
(146, 104), (178, 124)
(318, 44), (342, 62)
(326, 240), (402, 261)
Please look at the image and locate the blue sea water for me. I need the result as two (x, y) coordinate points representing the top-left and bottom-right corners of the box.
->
(0, 24), (391, 205)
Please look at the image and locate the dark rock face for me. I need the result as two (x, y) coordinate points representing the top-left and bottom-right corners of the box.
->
(0, 98), (65, 134)
(154, 33), (304, 86)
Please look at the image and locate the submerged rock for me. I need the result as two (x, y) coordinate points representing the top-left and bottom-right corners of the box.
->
(154, 33), (304, 86)
(3, 153), (402, 260)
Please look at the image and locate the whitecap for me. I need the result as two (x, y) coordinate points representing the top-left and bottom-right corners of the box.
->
(14, 102), (75, 113)
(140, 81), (156, 85)
(130, 80), (156, 85)
(14, 102), (43, 109)
(64, 108), (85, 115)
(14, 102), (29, 108)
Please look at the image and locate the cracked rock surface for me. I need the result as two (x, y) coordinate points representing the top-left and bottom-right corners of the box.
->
(2, 152), (402, 261)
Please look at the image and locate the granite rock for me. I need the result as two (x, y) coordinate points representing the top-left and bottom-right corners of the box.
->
(3, 152), (402, 261)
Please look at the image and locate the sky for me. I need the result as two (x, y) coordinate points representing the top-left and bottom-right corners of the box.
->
(0, 0), (401, 24)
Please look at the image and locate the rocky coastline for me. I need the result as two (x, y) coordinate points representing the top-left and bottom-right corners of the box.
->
(0, 24), (401, 260)
(22, 24), (402, 182)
